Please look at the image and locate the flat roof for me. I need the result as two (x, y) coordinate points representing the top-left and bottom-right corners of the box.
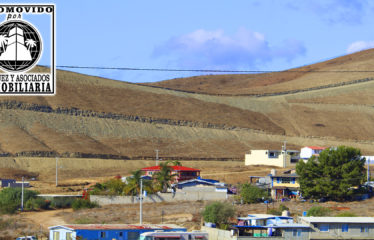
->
(238, 214), (292, 220)
(300, 217), (374, 223)
(49, 224), (185, 231)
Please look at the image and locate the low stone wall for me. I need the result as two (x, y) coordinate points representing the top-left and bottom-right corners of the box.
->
(91, 191), (230, 205)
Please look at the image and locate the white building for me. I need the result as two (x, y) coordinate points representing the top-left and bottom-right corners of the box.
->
(245, 150), (300, 168)
(300, 146), (326, 160)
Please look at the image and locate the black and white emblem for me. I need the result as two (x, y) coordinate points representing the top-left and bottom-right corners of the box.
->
(0, 20), (42, 72)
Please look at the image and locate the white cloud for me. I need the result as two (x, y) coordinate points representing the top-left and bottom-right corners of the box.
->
(346, 41), (374, 54)
(153, 28), (306, 69)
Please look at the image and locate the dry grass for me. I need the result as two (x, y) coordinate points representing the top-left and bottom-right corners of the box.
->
(144, 49), (374, 95)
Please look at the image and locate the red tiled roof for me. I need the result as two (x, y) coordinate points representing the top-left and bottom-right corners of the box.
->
(305, 146), (326, 150)
(141, 166), (200, 172)
(60, 224), (176, 230)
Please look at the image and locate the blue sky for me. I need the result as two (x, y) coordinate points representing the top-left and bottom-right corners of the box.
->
(2, 0), (374, 83)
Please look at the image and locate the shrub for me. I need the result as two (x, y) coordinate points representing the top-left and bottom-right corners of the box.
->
(239, 184), (269, 204)
(50, 197), (75, 209)
(267, 208), (281, 216)
(202, 202), (235, 229)
(72, 199), (99, 211)
(306, 206), (331, 217)
(25, 197), (50, 210)
(335, 211), (357, 217)
(279, 204), (289, 212)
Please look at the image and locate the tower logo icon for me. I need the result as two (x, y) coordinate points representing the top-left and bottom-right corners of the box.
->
(0, 20), (42, 72)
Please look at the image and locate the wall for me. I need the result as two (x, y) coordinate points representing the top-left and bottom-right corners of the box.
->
(272, 178), (300, 188)
(91, 191), (229, 205)
(308, 223), (374, 239)
(245, 150), (284, 167)
(245, 150), (298, 168)
(201, 226), (237, 240)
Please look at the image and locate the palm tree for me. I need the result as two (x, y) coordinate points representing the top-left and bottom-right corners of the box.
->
(153, 162), (178, 193)
(123, 170), (154, 196)
(0, 35), (7, 51)
(25, 39), (37, 51)
(171, 160), (182, 166)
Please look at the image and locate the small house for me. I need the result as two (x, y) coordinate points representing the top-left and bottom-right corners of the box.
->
(299, 217), (374, 239)
(173, 178), (227, 193)
(233, 214), (309, 239)
(270, 169), (300, 200)
(245, 150), (300, 168)
(0, 179), (15, 187)
(49, 224), (187, 240)
(300, 146), (326, 160)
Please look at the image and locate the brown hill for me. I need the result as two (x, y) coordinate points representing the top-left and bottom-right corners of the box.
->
(143, 49), (374, 95)
(1, 49), (374, 161)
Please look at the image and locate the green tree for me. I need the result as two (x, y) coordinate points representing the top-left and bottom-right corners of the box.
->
(296, 146), (366, 201)
(153, 162), (177, 193)
(0, 188), (38, 214)
(239, 183), (269, 204)
(202, 202), (235, 229)
(123, 170), (154, 196)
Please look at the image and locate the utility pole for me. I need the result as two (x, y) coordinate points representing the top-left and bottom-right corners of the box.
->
(282, 141), (287, 168)
(21, 176), (24, 211)
(56, 157), (59, 187)
(155, 149), (159, 166)
(139, 178), (143, 224)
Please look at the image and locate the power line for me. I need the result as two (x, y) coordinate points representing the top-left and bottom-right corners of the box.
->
(54, 65), (374, 73)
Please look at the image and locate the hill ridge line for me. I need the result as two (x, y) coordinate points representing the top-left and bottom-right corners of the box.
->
(141, 77), (374, 97)
(0, 100), (277, 134)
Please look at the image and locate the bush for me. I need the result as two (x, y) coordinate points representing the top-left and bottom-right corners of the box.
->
(335, 211), (357, 217)
(307, 206), (331, 217)
(267, 204), (290, 216)
(239, 184), (269, 204)
(202, 202), (235, 229)
(50, 197), (75, 209)
(25, 197), (50, 210)
(72, 199), (99, 211)
(267, 208), (281, 215)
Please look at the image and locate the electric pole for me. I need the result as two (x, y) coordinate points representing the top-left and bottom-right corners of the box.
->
(56, 157), (59, 187)
(140, 178), (143, 224)
(21, 176), (24, 211)
(155, 149), (159, 166)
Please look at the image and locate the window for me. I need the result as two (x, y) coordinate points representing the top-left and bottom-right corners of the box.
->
(319, 224), (329, 232)
(361, 227), (369, 232)
(119, 232), (123, 237)
(292, 229), (297, 236)
(268, 151), (278, 158)
(66, 232), (72, 240)
(342, 224), (349, 232)
(128, 231), (140, 240)
(297, 229), (302, 236)
(100, 232), (106, 238)
(53, 231), (60, 240)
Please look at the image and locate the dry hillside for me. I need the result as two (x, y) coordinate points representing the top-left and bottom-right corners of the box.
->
(0, 49), (374, 161)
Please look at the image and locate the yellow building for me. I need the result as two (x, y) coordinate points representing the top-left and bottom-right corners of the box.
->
(245, 150), (300, 168)
(270, 169), (300, 199)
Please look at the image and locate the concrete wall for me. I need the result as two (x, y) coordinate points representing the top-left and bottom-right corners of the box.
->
(244, 150), (297, 168)
(91, 191), (229, 205)
(201, 226), (237, 240)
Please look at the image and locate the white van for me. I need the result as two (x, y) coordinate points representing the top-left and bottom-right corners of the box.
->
(140, 231), (208, 240)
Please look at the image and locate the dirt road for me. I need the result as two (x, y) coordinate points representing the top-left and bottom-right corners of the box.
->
(21, 209), (72, 230)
